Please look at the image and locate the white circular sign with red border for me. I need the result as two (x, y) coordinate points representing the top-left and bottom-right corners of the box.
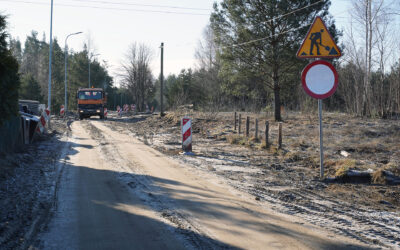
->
(301, 60), (338, 99)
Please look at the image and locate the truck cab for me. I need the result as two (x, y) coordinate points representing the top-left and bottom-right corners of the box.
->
(77, 88), (107, 120)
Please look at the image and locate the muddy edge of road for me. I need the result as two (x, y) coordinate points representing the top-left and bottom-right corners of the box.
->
(0, 118), (71, 249)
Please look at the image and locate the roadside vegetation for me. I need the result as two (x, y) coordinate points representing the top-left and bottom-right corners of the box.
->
(0, 15), (19, 126)
(3, 1), (398, 120)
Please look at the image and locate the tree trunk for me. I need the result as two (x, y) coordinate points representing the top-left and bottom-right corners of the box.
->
(367, 0), (373, 115)
(274, 84), (281, 121)
(362, 0), (369, 117)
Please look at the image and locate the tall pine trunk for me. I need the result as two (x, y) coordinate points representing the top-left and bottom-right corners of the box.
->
(274, 85), (281, 121)
(273, 65), (281, 121)
(272, 39), (281, 121)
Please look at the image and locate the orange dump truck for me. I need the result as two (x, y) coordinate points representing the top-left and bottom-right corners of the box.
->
(77, 88), (107, 120)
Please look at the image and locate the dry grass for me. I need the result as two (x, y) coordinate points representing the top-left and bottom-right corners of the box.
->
(385, 162), (400, 176)
(164, 112), (181, 125)
(372, 168), (387, 184)
(283, 151), (303, 162)
(324, 159), (357, 177)
(227, 134), (266, 149)
(226, 134), (248, 146)
(335, 165), (350, 178)
(256, 141), (269, 150)
(290, 139), (311, 149)
(340, 159), (357, 168)
(356, 141), (386, 154)
(302, 155), (320, 168)
(249, 136), (261, 143)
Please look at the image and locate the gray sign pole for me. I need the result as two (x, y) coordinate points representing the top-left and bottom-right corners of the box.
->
(160, 42), (164, 117)
(318, 99), (324, 179)
(48, 0), (54, 126)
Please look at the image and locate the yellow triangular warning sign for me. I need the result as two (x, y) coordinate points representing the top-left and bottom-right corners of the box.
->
(297, 16), (341, 58)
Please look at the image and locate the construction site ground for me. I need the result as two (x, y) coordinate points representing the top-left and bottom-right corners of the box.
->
(0, 111), (399, 249)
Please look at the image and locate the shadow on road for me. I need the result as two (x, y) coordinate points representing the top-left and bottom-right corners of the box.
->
(22, 126), (374, 250)
(40, 151), (371, 250)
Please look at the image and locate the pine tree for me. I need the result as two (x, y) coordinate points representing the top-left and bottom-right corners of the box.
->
(0, 15), (20, 125)
(211, 0), (339, 120)
(19, 73), (42, 101)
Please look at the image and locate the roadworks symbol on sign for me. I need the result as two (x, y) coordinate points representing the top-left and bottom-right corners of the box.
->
(297, 16), (341, 58)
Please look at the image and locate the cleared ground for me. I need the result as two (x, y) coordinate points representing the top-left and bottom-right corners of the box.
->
(0, 111), (399, 249)
(41, 119), (367, 249)
(103, 110), (400, 248)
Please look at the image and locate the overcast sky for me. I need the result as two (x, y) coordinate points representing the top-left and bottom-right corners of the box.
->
(2, 0), (353, 85)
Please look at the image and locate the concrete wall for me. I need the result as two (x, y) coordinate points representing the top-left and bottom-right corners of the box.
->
(0, 116), (22, 154)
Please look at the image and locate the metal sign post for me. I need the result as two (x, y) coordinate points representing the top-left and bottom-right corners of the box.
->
(318, 99), (324, 179)
(301, 60), (338, 179)
(298, 16), (342, 180)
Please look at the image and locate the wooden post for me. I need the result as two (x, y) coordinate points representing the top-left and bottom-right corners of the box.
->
(246, 116), (250, 137)
(265, 121), (269, 147)
(238, 114), (242, 134)
(278, 122), (282, 149)
(255, 118), (258, 139)
(234, 112), (237, 131)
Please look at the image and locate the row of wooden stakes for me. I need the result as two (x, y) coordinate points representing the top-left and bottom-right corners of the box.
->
(234, 112), (282, 149)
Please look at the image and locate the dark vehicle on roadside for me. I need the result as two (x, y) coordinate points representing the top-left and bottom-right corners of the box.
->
(77, 87), (107, 120)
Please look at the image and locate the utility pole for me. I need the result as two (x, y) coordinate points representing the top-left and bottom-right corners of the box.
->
(160, 42), (164, 117)
(48, 0), (54, 118)
(88, 58), (90, 88)
(65, 32), (82, 114)
(88, 53), (100, 88)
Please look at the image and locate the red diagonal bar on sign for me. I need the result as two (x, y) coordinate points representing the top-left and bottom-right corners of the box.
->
(183, 129), (191, 141)
(40, 116), (46, 126)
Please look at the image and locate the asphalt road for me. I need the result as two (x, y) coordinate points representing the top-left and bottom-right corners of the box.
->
(39, 120), (368, 249)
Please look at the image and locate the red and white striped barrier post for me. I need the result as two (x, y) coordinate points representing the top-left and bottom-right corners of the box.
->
(117, 105), (121, 116)
(36, 108), (50, 133)
(45, 108), (50, 121)
(181, 117), (192, 153)
(104, 108), (108, 118)
(130, 104), (134, 112)
(123, 104), (129, 113)
(60, 105), (65, 117)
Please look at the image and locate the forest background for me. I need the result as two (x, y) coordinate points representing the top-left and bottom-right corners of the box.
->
(1, 0), (400, 124)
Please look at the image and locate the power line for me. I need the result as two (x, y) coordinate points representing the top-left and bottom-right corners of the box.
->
(0, 0), (210, 16)
(66, 0), (211, 11)
(220, 22), (312, 49)
(167, 1), (335, 49)
(216, 1), (328, 49)
(261, 0), (324, 24)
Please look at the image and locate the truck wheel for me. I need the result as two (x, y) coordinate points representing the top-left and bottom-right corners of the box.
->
(100, 115), (104, 120)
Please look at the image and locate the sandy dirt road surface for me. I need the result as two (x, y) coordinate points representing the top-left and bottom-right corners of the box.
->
(39, 119), (370, 249)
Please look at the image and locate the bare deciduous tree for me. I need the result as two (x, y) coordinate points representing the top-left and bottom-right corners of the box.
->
(195, 25), (218, 71)
(342, 0), (396, 117)
(194, 25), (223, 111)
(120, 42), (154, 112)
